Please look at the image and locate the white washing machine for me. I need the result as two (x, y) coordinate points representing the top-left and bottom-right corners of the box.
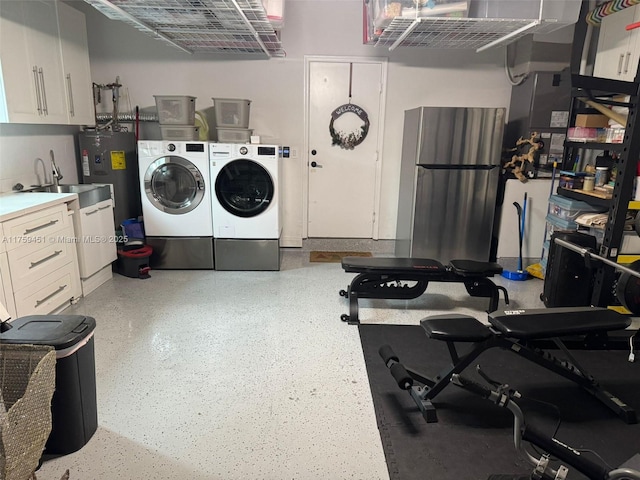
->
(138, 140), (214, 269)
(209, 143), (281, 270)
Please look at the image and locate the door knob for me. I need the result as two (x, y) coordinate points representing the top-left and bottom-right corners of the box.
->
(311, 161), (318, 167)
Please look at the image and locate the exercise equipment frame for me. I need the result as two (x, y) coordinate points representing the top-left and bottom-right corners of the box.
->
(339, 257), (509, 324)
(380, 306), (637, 425)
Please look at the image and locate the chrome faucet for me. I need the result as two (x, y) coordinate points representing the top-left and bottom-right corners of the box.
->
(51, 150), (63, 186)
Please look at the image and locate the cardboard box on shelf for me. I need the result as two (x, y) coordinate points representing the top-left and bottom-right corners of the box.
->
(575, 114), (610, 128)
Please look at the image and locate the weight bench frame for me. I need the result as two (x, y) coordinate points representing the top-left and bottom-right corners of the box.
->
(380, 307), (637, 425)
(339, 257), (509, 324)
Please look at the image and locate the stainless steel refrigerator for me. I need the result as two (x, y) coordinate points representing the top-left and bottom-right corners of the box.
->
(395, 107), (505, 262)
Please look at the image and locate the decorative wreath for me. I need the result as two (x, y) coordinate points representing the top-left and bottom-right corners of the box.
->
(329, 103), (370, 150)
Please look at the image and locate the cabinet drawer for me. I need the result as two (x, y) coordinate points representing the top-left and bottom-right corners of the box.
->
(14, 261), (78, 317)
(8, 227), (76, 291)
(2, 204), (71, 251)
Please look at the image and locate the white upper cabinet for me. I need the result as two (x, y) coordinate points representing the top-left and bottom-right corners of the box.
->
(57, 1), (95, 126)
(594, 5), (640, 82)
(0, 0), (94, 125)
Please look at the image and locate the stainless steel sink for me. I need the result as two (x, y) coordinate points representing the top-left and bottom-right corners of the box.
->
(23, 184), (112, 208)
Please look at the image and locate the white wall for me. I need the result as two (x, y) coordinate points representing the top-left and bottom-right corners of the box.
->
(0, 124), (81, 193)
(1, 0), (514, 245)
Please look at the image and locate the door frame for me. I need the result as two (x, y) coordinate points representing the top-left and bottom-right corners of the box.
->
(303, 55), (388, 240)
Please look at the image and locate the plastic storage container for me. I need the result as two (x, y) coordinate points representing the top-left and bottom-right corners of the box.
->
(0, 315), (98, 455)
(160, 125), (200, 141)
(548, 194), (607, 221)
(154, 95), (196, 125)
(587, 226), (605, 246)
(216, 128), (253, 143)
(212, 98), (251, 128)
(545, 213), (578, 242)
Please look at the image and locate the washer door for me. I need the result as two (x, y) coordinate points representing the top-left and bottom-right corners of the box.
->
(144, 156), (205, 214)
(215, 159), (274, 218)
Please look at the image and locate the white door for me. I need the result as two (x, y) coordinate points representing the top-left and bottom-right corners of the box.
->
(307, 59), (385, 238)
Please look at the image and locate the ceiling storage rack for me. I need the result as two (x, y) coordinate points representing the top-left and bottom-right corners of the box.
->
(363, 0), (582, 52)
(83, 0), (285, 57)
(558, 72), (640, 308)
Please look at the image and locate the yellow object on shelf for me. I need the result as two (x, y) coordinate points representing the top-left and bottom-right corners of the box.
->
(617, 255), (640, 264)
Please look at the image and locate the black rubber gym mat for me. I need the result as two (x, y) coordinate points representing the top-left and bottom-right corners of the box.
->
(358, 324), (640, 480)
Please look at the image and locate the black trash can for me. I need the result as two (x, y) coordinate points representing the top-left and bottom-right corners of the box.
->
(0, 314), (98, 455)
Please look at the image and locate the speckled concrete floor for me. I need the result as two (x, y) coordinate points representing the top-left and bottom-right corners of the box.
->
(36, 248), (548, 480)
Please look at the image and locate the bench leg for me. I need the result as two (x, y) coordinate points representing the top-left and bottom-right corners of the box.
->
(340, 273), (429, 324)
(409, 386), (438, 423)
(391, 340), (493, 421)
(463, 278), (503, 313)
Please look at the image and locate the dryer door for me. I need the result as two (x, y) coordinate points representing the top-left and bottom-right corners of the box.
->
(215, 159), (274, 218)
(144, 156), (205, 214)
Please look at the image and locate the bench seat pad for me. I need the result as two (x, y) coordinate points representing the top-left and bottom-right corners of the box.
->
(341, 257), (445, 274)
(449, 259), (503, 276)
(421, 314), (493, 342)
(489, 307), (631, 340)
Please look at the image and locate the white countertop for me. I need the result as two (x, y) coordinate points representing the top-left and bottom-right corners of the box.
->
(0, 191), (77, 222)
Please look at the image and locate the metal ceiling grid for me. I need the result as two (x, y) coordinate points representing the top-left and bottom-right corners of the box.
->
(83, 0), (285, 57)
(373, 17), (565, 51)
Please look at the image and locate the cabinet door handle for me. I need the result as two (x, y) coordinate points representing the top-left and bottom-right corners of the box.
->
(618, 54), (625, 75)
(35, 284), (67, 307)
(23, 219), (59, 234)
(624, 52), (632, 74)
(98, 205), (111, 211)
(84, 209), (99, 216)
(30, 249), (63, 269)
(32, 66), (43, 114)
(66, 73), (75, 117)
(38, 67), (48, 115)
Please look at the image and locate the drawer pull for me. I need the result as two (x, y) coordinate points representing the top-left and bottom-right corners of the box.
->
(84, 209), (99, 216)
(24, 219), (59, 234)
(98, 205), (111, 211)
(30, 250), (63, 269)
(35, 284), (67, 307)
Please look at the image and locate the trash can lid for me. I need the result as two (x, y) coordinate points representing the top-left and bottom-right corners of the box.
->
(0, 315), (96, 350)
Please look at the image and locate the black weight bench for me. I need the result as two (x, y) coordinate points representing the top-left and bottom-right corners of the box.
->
(339, 257), (509, 324)
(380, 306), (637, 424)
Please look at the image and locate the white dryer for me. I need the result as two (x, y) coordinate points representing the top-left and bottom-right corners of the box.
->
(209, 143), (281, 270)
(138, 140), (214, 269)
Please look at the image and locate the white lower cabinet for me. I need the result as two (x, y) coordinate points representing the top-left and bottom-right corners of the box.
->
(0, 252), (16, 317)
(74, 199), (117, 295)
(13, 261), (79, 316)
(0, 202), (81, 318)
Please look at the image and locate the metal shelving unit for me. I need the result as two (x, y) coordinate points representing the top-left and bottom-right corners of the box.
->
(561, 72), (640, 307)
(370, 17), (574, 52)
(364, 0), (582, 52)
(82, 0), (285, 57)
